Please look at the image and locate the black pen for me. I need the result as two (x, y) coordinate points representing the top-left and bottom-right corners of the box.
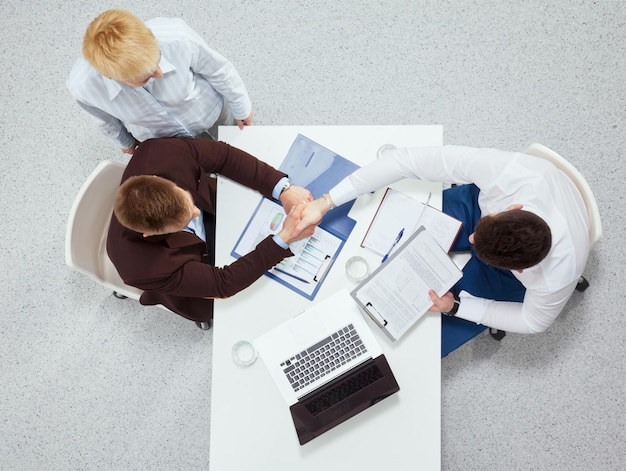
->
(273, 267), (311, 284)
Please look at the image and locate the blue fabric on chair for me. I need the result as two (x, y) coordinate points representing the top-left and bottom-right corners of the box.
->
(441, 184), (526, 357)
(442, 316), (488, 357)
(444, 184), (482, 253)
(441, 257), (526, 357)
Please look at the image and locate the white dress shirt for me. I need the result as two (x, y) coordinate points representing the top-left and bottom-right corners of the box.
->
(67, 17), (252, 149)
(329, 146), (590, 334)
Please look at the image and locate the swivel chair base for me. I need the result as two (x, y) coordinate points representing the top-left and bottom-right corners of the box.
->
(576, 276), (590, 292)
(195, 321), (212, 330)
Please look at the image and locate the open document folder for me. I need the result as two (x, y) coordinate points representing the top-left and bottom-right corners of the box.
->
(351, 226), (463, 341)
(232, 198), (346, 300)
(362, 188), (462, 256)
(231, 134), (359, 300)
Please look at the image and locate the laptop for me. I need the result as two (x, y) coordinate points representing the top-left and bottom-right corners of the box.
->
(254, 289), (400, 445)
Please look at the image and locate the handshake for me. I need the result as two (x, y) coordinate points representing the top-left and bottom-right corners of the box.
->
(277, 185), (335, 245)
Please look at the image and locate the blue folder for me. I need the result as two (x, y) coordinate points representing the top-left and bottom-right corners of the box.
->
(232, 134), (360, 300)
(278, 134), (359, 240)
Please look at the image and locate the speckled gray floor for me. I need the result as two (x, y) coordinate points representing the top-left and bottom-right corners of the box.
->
(1, 1), (624, 470)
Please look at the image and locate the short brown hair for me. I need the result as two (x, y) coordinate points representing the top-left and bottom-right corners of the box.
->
(473, 210), (552, 270)
(82, 9), (160, 82)
(114, 175), (190, 234)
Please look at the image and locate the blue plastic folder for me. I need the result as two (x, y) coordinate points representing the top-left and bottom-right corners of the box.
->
(278, 134), (360, 238)
(231, 134), (359, 300)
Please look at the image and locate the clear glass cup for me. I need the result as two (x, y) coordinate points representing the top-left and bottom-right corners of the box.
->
(345, 256), (370, 283)
(232, 340), (257, 366)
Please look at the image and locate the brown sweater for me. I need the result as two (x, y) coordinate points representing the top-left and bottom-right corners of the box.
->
(107, 138), (292, 321)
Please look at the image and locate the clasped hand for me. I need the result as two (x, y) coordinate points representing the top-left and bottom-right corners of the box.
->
(277, 186), (316, 244)
(278, 191), (331, 243)
(291, 196), (333, 237)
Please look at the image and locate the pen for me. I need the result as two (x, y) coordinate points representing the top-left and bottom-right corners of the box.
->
(273, 267), (311, 284)
(381, 228), (404, 263)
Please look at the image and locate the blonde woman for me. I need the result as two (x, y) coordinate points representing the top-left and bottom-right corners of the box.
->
(68, 9), (253, 153)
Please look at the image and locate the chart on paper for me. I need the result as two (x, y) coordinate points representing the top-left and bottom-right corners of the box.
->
(232, 197), (343, 298)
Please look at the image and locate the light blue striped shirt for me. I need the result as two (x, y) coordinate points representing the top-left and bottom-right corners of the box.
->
(67, 17), (252, 149)
(184, 213), (207, 242)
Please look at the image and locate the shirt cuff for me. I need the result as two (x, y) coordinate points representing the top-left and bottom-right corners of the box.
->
(328, 178), (358, 208)
(456, 290), (488, 324)
(119, 134), (137, 150)
(272, 234), (289, 250)
(272, 177), (289, 200)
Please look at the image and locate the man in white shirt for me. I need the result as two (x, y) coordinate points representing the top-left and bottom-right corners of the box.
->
(67, 9), (253, 153)
(296, 146), (590, 341)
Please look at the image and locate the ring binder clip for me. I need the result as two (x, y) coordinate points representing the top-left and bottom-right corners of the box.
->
(313, 255), (333, 283)
(365, 302), (388, 327)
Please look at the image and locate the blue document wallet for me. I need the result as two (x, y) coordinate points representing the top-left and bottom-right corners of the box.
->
(231, 134), (359, 300)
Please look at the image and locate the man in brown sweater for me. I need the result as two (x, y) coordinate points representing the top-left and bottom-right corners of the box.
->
(107, 137), (314, 324)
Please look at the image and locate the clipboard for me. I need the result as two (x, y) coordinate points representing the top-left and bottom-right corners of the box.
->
(351, 226), (463, 341)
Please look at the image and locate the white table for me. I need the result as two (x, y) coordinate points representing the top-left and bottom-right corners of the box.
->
(210, 126), (443, 471)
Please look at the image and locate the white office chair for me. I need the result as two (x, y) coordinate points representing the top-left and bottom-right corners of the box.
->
(65, 160), (211, 330)
(65, 160), (143, 300)
(524, 143), (602, 249)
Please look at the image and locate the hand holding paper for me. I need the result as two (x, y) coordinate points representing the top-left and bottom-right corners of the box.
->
(428, 290), (456, 312)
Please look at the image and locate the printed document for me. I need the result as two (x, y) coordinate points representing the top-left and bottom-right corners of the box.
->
(352, 226), (463, 341)
(233, 198), (343, 298)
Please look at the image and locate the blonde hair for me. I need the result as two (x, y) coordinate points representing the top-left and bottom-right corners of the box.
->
(114, 176), (190, 234)
(82, 9), (160, 82)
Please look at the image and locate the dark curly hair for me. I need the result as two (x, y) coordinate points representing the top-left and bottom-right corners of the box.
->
(473, 210), (552, 270)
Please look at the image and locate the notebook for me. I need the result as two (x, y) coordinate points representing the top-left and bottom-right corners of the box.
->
(254, 289), (400, 445)
(362, 187), (462, 256)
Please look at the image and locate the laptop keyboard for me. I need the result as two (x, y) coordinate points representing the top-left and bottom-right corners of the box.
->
(280, 323), (367, 393)
(303, 363), (384, 416)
